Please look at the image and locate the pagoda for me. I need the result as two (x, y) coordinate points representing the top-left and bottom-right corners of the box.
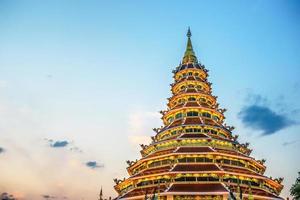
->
(114, 29), (284, 200)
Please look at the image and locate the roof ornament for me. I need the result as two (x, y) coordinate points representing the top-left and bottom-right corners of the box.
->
(182, 27), (198, 64)
(187, 26), (192, 38)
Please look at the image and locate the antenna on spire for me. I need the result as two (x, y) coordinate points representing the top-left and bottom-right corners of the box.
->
(187, 27), (192, 38)
(182, 27), (197, 64)
(99, 187), (103, 200)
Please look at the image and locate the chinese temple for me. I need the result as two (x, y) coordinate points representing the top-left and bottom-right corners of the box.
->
(113, 28), (284, 200)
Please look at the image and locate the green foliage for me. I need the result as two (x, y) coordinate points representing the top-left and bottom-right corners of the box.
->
(0, 192), (16, 200)
(291, 172), (300, 200)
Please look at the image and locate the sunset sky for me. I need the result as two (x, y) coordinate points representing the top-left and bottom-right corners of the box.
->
(0, 1), (300, 199)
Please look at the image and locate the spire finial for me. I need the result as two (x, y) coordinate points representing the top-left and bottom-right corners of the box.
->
(182, 27), (198, 64)
(187, 27), (192, 38)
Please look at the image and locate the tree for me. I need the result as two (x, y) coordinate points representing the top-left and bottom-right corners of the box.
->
(0, 192), (16, 200)
(291, 172), (300, 200)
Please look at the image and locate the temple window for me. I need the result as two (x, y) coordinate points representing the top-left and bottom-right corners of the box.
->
(197, 177), (219, 182)
(137, 180), (153, 187)
(162, 160), (171, 165)
(175, 113), (183, 119)
(160, 134), (170, 140)
(188, 97), (196, 101)
(242, 180), (259, 187)
(223, 178), (238, 183)
(153, 178), (169, 184)
(196, 85), (202, 90)
(175, 176), (217, 182)
(213, 116), (220, 121)
(178, 99), (184, 104)
(171, 130), (177, 135)
(211, 130), (217, 135)
(196, 157), (213, 162)
(148, 160), (161, 168)
(175, 177), (185, 182)
(186, 177), (196, 182)
(167, 117), (174, 123)
(178, 158), (187, 163)
(188, 72), (193, 76)
(199, 97), (206, 102)
(178, 157), (212, 163)
(231, 160), (245, 167)
(218, 132), (226, 138)
(185, 128), (201, 133)
(251, 181), (260, 187)
(186, 128), (193, 133)
(194, 72), (199, 77)
(187, 111), (199, 117)
(202, 112), (211, 118)
(223, 159), (230, 164)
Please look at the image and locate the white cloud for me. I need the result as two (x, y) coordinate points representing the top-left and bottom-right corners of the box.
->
(128, 135), (151, 145)
(0, 96), (110, 200)
(128, 110), (161, 145)
(0, 80), (8, 88)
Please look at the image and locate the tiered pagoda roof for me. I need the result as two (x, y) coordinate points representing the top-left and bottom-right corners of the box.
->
(114, 28), (283, 200)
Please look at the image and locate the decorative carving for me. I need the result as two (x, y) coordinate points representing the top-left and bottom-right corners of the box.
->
(113, 178), (122, 184)
(159, 110), (167, 115)
(153, 128), (160, 133)
(275, 177), (284, 184)
(233, 135), (239, 142)
(224, 124), (235, 132)
(151, 136), (156, 142)
(218, 108), (227, 114)
(140, 144), (147, 149)
(247, 149), (253, 155)
(126, 160), (135, 166)
(258, 159), (266, 165)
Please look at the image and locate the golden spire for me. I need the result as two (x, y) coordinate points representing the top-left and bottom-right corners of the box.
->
(182, 27), (198, 64)
(99, 187), (103, 200)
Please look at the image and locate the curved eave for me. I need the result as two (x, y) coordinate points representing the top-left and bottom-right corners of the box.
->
(171, 80), (211, 94)
(162, 106), (225, 124)
(174, 67), (207, 79)
(127, 169), (267, 182)
(167, 92), (216, 107)
(141, 137), (244, 158)
(128, 149), (265, 176)
(118, 192), (283, 200)
(157, 123), (232, 138)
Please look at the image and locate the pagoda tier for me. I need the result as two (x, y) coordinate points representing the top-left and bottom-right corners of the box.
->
(114, 28), (283, 200)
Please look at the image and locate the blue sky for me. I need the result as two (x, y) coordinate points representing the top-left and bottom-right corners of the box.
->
(0, 1), (300, 199)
